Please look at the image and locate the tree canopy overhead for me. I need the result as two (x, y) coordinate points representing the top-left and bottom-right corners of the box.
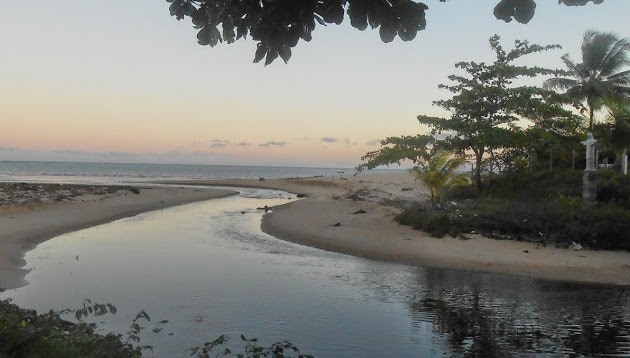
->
(166, 0), (606, 65)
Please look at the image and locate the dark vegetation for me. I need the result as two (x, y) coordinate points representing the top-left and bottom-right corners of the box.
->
(166, 0), (606, 64)
(0, 299), (141, 358)
(396, 169), (630, 250)
(0, 298), (311, 357)
(0, 183), (140, 207)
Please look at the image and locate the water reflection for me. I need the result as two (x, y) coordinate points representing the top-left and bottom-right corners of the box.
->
(408, 271), (630, 357)
(1, 188), (628, 357)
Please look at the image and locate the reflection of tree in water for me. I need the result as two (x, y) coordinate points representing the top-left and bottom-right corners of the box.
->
(406, 269), (630, 357)
(413, 291), (526, 357)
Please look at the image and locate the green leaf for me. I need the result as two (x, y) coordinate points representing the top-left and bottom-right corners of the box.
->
(514, 0), (536, 24)
(493, 0), (536, 24)
(264, 49), (279, 66)
(379, 25), (396, 43)
(278, 46), (291, 63)
(223, 21), (236, 44)
(253, 44), (267, 63)
(197, 26), (221, 47)
(182, 2), (196, 17)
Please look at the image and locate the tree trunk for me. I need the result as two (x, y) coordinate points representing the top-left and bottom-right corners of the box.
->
(475, 152), (483, 189)
(588, 103), (594, 130)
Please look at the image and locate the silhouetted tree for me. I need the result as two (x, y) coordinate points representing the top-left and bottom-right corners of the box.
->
(166, 0), (607, 64)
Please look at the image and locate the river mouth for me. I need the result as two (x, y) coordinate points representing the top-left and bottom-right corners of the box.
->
(2, 188), (629, 357)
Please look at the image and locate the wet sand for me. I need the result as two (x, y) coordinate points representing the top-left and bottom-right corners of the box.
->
(0, 184), (236, 289)
(2, 173), (629, 289)
(165, 173), (630, 286)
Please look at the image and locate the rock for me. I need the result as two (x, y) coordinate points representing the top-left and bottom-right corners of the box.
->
(401, 187), (413, 191)
(296, 193), (306, 198)
(258, 177), (265, 181)
(569, 241), (583, 251)
(332, 222), (341, 227)
(352, 209), (367, 214)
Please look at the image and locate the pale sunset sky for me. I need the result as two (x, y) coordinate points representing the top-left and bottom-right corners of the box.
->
(1, 1), (629, 168)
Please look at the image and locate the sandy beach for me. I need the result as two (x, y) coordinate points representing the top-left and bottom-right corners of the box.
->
(0, 183), (236, 289)
(1, 173), (629, 289)
(163, 173), (630, 286)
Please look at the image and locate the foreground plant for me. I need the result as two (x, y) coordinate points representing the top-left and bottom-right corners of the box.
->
(0, 299), (140, 358)
(410, 151), (468, 207)
(189, 334), (313, 358)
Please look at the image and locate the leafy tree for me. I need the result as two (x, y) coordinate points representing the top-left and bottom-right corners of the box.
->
(544, 30), (630, 129)
(410, 151), (467, 207)
(166, 0), (607, 64)
(356, 134), (438, 171)
(417, 35), (568, 187)
(358, 36), (573, 187)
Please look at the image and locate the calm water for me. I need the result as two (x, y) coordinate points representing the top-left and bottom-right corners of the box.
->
(0, 161), (399, 184)
(2, 188), (629, 357)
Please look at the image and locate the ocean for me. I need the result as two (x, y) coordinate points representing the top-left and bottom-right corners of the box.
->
(0, 161), (402, 184)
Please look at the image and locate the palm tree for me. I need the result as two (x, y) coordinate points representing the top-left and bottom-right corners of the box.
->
(545, 30), (630, 129)
(597, 96), (630, 161)
(411, 151), (468, 207)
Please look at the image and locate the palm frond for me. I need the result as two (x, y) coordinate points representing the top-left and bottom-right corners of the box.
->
(544, 77), (579, 91)
(606, 69), (630, 83)
(599, 37), (630, 77)
(560, 54), (581, 75)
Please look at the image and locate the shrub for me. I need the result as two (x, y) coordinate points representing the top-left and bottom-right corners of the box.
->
(396, 198), (630, 250)
(597, 170), (630, 208)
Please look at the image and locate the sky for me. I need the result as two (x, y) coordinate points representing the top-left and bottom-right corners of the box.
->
(1, 0), (629, 168)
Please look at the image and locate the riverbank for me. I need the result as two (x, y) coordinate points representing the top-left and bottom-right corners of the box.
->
(0, 183), (236, 289)
(163, 173), (630, 286)
(2, 174), (629, 288)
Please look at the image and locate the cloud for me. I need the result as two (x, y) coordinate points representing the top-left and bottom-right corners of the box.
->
(238, 142), (251, 146)
(321, 137), (351, 145)
(0, 146), (17, 152)
(259, 141), (288, 147)
(366, 139), (381, 146)
(210, 139), (230, 148)
(303, 137), (312, 141)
